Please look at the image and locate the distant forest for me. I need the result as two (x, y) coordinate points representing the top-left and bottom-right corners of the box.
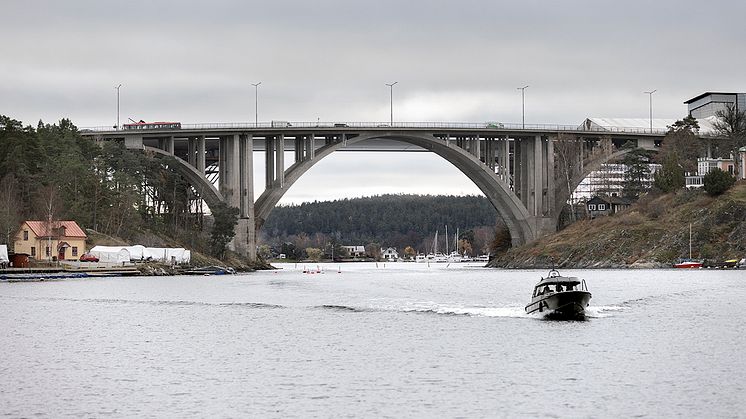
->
(261, 194), (503, 254)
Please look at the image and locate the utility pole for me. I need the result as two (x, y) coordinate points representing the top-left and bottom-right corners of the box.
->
(252, 82), (261, 127)
(644, 90), (657, 132)
(114, 84), (122, 129)
(386, 82), (397, 126)
(517, 85), (529, 129)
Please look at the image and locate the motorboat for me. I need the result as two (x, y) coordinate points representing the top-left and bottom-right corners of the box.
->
(525, 269), (592, 319)
(184, 266), (236, 275)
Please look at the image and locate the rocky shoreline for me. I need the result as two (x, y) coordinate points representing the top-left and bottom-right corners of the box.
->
(489, 184), (746, 270)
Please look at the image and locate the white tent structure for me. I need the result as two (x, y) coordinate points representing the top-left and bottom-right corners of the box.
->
(0, 245), (9, 264)
(89, 246), (131, 263)
(123, 245), (146, 260)
(89, 245), (191, 264)
(142, 247), (191, 264)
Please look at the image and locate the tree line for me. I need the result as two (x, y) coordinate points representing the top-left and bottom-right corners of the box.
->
(260, 194), (505, 259)
(0, 115), (235, 258)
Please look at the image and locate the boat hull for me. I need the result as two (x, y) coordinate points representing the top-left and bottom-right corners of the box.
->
(673, 262), (702, 268)
(525, 291), (592, 319)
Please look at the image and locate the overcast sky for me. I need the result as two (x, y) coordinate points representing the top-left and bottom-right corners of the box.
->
(2, 0), (745, 204)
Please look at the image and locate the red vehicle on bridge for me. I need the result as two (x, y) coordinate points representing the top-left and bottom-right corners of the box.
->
(123, 120), (181, 130)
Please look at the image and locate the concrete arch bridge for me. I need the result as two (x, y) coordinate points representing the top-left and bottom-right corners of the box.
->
(83, 122), (669, 261)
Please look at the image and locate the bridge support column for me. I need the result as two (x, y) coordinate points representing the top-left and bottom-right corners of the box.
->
(275, 134), (285, 188)
(519, 138), (529, 205)
(187, 137), (197, 167)
(265, 136), (275, 188)
(124, 135), (143, 150)
(219, 135), (240, 209)
(545, 137), (555, 216)
(306, 134), (315, 160)
(502, 137), (511, 184)
(533, 135), (543, 217)
(160, 136), (174, 155)
(233, 134), (256, 261)
(197, 136), (206, 173)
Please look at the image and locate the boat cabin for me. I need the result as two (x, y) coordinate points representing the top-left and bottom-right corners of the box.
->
(532, 276), (583, 298)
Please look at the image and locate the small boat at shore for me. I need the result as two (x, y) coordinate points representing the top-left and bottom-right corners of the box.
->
(184, 266), (236, 275)
(673, 259), (702, 269)
(525, 269), (592, 319)
(674, 223), (702, 268)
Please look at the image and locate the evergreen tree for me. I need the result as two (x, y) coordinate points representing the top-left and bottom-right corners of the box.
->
(658, 116), (703, 173)
(209, 202), (239, 259)
(654, 153), (685, 193)
(622, 148), (652, 199)
(703, 168), (735, 196)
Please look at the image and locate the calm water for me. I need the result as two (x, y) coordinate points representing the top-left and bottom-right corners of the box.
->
(1, 263), (744, 418)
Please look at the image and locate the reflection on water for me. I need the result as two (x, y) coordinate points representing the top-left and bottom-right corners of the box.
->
(1, 263), (744, 417)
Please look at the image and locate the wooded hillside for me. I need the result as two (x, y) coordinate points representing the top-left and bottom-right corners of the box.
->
(261, 194), (501, 254)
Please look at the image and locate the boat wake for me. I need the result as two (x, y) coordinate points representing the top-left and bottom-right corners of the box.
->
(315, 302), (531, 318)
(0, 295), (286, 309)
(584, 305), (625, 318)
(316, 301), (630, 319)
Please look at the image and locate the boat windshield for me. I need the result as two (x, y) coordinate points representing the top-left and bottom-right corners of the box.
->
(533, 279), (583, 297)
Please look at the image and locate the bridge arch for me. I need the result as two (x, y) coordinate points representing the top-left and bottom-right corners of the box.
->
(254, 133), (536, 246)
(143, 146), (223, 211)
(552, 146), (637, 227)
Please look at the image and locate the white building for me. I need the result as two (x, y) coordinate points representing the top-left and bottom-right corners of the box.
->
(342, 245), (366, 258)
(381, 247), (399, 261)
(685, 92), (746, 119)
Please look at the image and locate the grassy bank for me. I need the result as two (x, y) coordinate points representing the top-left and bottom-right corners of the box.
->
(490, 182), (746, 268)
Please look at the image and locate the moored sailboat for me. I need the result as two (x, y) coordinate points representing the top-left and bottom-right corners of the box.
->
(674, 223), (702, 268)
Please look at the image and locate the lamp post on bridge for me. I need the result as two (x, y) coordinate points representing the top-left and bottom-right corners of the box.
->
(386, 81), (397, 126)
(252, 82), (261, 127)
(517, 85), (529, 129)
(644, 89), (657, 133)
(114, 84), (122, 130)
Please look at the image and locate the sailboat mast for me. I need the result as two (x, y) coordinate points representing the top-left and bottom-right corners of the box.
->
(445, 225), (448, 254)
(689, 223), (692, 259)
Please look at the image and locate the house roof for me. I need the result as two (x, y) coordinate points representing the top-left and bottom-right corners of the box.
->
(683, 92), (737, 104)
(581, 117), (718, 135)
(581, 117), (677, 131)
(588, 196), (632, 205)
(24, 221), (87, 238)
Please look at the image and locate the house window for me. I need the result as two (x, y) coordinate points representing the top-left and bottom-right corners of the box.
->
(588, 204), (596, 210)
(31, 247), (36, 257)
(23, 230), (28, 241)
(46, 246), (51, 257)
(598, 204), (606, 211)
(72, 247), (78, 257)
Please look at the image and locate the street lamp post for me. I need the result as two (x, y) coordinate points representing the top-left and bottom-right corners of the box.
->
(386, 82), (397, 126)
(517, 85), (529, 129)
(644, 90), (657, 133)
(252, 82), (261, 127)
(114, 84), (122, 129)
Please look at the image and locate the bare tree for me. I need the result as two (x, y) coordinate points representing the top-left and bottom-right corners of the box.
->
(554, 135), (583, 221)
(0, 175), (22, 246)
(33, 185), (62, 261)
(713, 104), (746, 177)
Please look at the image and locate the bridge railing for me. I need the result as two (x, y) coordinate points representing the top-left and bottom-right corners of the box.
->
(78, 121), (681, 136)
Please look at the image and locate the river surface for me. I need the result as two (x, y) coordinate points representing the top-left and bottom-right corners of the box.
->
(1, 263), (744, 418)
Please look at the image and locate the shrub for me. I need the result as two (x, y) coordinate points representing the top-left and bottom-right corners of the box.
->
(703, 168), (736, 196)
